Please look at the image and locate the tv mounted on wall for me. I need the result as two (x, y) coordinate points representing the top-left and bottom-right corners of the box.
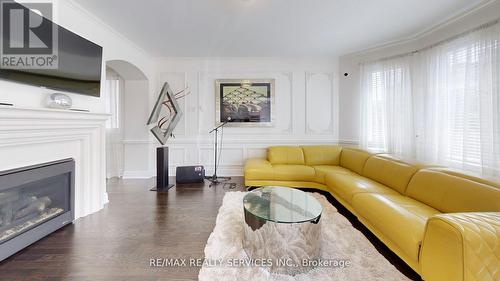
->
(0, 3), (103, 97)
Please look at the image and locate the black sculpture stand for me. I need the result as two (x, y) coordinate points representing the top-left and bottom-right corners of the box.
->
(150, 146), (175, 192)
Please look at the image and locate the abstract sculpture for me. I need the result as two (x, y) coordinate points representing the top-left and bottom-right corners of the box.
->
(147, 82), (189, 191)
(147, 82), (187, 145)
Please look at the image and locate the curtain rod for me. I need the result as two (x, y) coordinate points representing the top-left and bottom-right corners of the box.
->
(360, 17), (500, 65)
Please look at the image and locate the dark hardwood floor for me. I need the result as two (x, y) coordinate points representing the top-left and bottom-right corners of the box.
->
(0, 177), (421, 281)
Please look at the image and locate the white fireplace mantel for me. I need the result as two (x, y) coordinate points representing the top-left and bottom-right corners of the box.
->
(0, 106), (110, 219)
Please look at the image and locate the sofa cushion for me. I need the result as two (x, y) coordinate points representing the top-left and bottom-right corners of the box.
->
(272, 164), (316, 181)
(244, 158), (274, 180)
(339, 148), (372, 174)
(428, 167), (500, 189)
(352, 193), (441, 262)
(313, 165), (353, 184)
(301, 145), (342, 166)
(405, 169), (500, 213)
(362, 155), (420, 194)
(268, 146), (305, 165)
(325, 172), (399, 204)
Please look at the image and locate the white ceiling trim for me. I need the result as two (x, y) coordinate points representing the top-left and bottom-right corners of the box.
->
(342, 0), (495, 58)
(65, 0), (153, 59)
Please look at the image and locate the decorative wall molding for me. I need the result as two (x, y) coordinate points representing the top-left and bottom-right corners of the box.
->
(170, 147), (188, 165)
(121, 139), (151, 144)
(338, 139), (360, 146)
(137, 137), (342, 178)
(125, 137), (354, 178)
(128, 59), (340, 179)
(196, 71), (204, 135)
(304, 72), (336, 135)
(158, 72), (188, 136)
(281, 71), (294, 134)
(0, 106), (110, 220)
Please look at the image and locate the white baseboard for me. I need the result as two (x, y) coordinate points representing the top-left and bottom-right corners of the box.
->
(169, 167), (243, 177)
(122, 170), (155, 179)
(123, 167), (243, 180)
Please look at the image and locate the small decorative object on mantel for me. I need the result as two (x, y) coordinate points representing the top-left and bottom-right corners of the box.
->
(45, 93), (72, 109)
(147, 82), (189, 192)
(215, 79), (275, 127)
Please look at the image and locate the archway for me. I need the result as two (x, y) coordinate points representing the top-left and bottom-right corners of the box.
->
(105, 60), (149, 178)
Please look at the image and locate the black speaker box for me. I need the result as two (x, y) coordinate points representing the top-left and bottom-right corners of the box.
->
(176, 166), (205, 184)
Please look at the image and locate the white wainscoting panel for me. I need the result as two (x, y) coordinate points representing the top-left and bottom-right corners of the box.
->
(305, 72), (335, 134)
(141, 138), (340, 177)
(126, 58), (339, 178)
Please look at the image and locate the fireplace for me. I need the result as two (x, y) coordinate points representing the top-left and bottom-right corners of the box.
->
(0, 158), (75, 261)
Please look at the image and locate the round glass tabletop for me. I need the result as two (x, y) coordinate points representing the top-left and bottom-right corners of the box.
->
(243, 186), (322, 223)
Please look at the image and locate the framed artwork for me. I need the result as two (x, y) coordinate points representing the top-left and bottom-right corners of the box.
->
(215, 79), (275, 127)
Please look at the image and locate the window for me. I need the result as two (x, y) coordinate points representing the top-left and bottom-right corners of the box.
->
(444, 45), (482, 168)
(104, 69), (124, 178)
(105, 78), (122, 129)
(365, 71), (387, 150)
(360, 22), (500, 176)
(360, 58), (413, 157)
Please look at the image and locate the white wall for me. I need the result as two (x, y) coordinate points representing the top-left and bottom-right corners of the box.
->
(122, 57), (339, 177)
(338, 0), (500, 144)
(0, 0), (155, 112)
(0, 0), (156, 218)
(123, 81), (150, 139)
(122, 80), (150, 176)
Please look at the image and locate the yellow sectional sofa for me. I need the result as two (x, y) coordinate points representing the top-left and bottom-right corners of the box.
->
(244, 145), (500, 281)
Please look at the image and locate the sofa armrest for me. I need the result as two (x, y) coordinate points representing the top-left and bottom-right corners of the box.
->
(244, 158), (272, 169)
(420, 212), (500, 281)
(244, 158), (274, 182)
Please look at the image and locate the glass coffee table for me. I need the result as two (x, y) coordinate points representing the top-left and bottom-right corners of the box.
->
(242, 186), (322, 275)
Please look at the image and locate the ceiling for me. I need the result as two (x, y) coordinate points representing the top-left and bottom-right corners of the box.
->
(75, 0), (486, 57)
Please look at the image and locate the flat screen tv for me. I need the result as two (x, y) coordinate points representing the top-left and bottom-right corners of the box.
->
(0, 5), (103, 97)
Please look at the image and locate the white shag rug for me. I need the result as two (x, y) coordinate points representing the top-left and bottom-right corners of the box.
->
(199, 191), (410, 281)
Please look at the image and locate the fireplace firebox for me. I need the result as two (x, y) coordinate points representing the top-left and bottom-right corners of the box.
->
(0, 158), (75, 261)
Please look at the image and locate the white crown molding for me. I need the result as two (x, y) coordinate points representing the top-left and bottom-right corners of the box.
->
(64, 0), (153, 59)
(342, 0), (496, 58)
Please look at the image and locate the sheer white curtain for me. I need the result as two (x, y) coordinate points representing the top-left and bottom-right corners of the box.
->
(105, 68), (124, 178)
(359, 21), (500, 177)
(360, 56), (415, 157)
(414, 23), (500, 176)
